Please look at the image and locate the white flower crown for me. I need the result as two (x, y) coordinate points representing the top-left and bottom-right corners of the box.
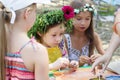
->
(74, 4), (97, 15)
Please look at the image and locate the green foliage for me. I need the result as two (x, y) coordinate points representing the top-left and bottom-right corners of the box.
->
(65, 19), (73, 33)
(98, 5), (116, 16)
(28, 9), (73, 38)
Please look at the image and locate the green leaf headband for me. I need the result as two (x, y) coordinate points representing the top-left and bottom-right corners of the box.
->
(74, 4), (97, 16)
(28, 6), (74, 37)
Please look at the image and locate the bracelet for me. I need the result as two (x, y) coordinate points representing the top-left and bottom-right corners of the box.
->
(113, 22), (120, 34)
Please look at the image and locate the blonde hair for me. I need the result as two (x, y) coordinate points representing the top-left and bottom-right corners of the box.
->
(0, 2), (35, 80)
(0, 2), (7, 80)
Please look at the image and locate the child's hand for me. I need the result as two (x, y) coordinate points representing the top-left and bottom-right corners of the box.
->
(79, 55), (91, 64)
(91, 54), (108, 75)
(69, 60), (79, 68)
(90, 54), (101, 63)
(69, 60), (79, 72)
(60, 58), (70, 68)
(51, 57), (69, 70)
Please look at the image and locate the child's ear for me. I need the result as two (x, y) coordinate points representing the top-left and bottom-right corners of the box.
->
(24, 7), (32, 19)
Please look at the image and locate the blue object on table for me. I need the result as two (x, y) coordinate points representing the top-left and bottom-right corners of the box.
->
(106, 75), (120, 80)
(80, 65), (91, 68)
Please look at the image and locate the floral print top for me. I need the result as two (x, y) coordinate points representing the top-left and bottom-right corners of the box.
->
(64, 34), (89, 62)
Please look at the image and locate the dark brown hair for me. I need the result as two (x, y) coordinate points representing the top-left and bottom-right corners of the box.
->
(70, 0), (95, 56)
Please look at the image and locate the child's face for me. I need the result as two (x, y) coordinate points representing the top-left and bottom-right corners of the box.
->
(42, 24), (65, 48)
(73, 11), (92, 32)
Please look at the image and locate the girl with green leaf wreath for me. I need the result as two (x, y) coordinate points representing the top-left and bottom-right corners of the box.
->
(28, 6), (75, 71)
(63, 0), (105, 69)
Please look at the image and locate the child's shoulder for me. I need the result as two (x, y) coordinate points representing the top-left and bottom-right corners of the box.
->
(93, 32), (99, 38)
(92, 32), (102, 42)
(22, 39), (47, 56)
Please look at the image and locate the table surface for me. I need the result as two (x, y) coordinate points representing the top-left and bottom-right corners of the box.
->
(52, 66), (117, 80)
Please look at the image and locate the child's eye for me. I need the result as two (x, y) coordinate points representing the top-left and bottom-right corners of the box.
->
(77, 18), (81, 20)
(86, 18), (91, 20)
(52, 34), (56, 37)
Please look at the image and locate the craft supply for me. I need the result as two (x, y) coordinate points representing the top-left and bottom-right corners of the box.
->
(106, 75), (120, 80)
(53, 71), (64, 76)
(89, 77), (105, 80)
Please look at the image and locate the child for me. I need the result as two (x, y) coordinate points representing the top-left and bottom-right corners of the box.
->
(0, 0), (50, 80)
(92, 9), (120, 75)
(64, 0), (105, 68)
(28, 6), (75, 70)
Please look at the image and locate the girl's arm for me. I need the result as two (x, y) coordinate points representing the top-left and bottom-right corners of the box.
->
(49, 57), (69, 71)
(105, 32), (120, 57)
(34, 46), (49, 80)
(90, 32), (105, 63)
(94, 32), (105, 55)
(92, 32), (120, 74)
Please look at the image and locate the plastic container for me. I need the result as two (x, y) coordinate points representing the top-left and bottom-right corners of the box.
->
(49, 71), (56, 80)
(105, 75), (120, 80)
(49, 71), (54, 77)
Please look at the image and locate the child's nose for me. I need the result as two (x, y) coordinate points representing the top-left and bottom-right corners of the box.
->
(81, 20), (85, 25)
(56, 37), (61, 43)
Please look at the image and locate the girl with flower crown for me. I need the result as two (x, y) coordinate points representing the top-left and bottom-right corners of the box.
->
(28, 6), (75, 71)
(63, 0), (105, 69)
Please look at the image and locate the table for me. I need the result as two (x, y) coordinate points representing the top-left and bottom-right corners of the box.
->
(53, 66), (117, 80)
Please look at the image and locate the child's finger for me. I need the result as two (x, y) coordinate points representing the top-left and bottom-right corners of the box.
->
(81, 56), (90, 63)
(62, 63), (68, 68)
(91, 57), (96, 62)
(91, 54), (101, 62)
(90, 55), (95, 60)
(91, 59), (101, 75)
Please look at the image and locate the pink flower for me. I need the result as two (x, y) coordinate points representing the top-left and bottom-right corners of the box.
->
(62, 6), (75, 20)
